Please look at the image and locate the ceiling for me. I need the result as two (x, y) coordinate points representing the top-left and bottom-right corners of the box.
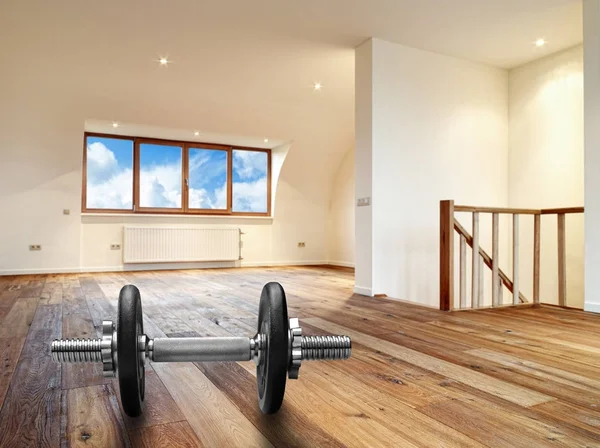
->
(51, 0), (583, 69)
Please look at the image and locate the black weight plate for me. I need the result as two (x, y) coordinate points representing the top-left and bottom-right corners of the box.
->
(257, 282), (289, 414)
(118, 285), (145, 417)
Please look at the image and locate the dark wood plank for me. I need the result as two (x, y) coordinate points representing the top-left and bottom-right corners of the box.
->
(113, 369), (186, 430)
(0, 305), (62, 448)
(66, 384), (130, 447)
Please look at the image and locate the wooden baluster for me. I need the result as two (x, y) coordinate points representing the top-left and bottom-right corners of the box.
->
(492, 213), (500, 307)
(558, 213), (566, 307)
(479, 255), (484, 306)
(533, 214), (541, 305)
(459, 235), (467, 309)
(513, 214), (520, 305)
(439, 200), (454, 311)
(472, 212), (480, 308)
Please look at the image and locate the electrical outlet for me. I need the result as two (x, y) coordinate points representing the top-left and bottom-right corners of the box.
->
(63, 209), (70, 215)
(29, 245), (41, 251)
(297, 242), (306, 248)
(357, 197), (371, 207)
(110, 244), (121, 250)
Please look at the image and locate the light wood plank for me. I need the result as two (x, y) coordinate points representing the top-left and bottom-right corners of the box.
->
(305, 317), (554, 407)
(129, 421), (204, 448)
(0, 297), (39, 337)
(153, 363), (273, 448)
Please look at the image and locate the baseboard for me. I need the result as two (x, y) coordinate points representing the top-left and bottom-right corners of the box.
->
(353, 285), (373, 297)
(239, 260), (328, 268)
(0, 260), (335, 276)
(584, 302), (600, 314)
(326, 261), (355, 268)
(0, 267), (82, 276)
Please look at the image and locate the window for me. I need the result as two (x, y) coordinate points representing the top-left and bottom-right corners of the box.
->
(188, 147), (228, 211)
(83, 133), (271, 216)
(138, 141), (183, 211)
(85, 135), (134, 211)
(232, 149), (269, 213)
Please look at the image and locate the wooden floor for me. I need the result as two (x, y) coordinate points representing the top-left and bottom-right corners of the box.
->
(1, 267), (600, 447)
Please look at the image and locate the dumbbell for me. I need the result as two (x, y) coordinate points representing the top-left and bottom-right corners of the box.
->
(50, 282), (351, 417)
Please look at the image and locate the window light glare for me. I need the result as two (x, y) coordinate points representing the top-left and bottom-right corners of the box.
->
(535, 38), (546, 47)
(112, 122), (119, 128)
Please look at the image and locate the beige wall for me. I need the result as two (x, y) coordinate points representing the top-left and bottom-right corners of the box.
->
(328, 148), (355, 267)
(508, 45), (584, 307)
(0, 1), (354, 274)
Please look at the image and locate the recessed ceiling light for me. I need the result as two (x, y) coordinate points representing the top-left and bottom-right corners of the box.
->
(535, 38), (546, 47)
(264, 138), (269, 143)
(159, 57), (169, 66)
(194, 131), (200, 136)
(112, 122), (119, 128)
(314, 82), (323, 91)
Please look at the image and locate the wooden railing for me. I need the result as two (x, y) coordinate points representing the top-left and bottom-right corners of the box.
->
(439, 200), (584, 311)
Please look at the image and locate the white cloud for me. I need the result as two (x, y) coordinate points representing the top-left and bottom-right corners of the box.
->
(87, 142), (120, 184)
(189, 182), (227, 209)
(140, 164), (182, 208)
(233, 150), (267, 180)
(233, 178), (267, 212)
(86, 142), (132, 209)
(87, 168), (133, 209)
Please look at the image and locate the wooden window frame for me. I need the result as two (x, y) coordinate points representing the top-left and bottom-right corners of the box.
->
(82, 132), (272, 217)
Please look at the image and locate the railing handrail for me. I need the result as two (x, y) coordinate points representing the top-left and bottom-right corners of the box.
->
(440, 199), (584, 311)
(453, 205), (584, 215)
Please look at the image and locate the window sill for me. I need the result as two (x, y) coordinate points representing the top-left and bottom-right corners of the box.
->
(81, 213), (273, 224)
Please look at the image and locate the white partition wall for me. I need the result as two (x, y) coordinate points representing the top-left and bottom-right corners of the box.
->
(584, 0), (600, 313)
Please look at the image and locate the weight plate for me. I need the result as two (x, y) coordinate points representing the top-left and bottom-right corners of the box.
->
(117, 285), (145, 417)
(256, 282), (289, 414)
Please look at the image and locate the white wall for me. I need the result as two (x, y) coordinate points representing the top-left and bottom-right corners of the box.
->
(509, 45), (584, 308)
(328, 148), (355, 267)
(354, 40), (375, 295)
(355, 38), (509, 306)
(584, 0), (600, 313)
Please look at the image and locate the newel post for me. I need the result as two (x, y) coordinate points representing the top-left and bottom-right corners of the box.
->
(440, 200), (455, 311)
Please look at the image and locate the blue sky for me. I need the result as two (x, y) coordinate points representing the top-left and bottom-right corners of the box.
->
(86, 137), (268, 212)
(189, 148), (227, 209)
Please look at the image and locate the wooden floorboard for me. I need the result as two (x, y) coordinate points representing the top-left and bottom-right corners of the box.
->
(0, 266), (600, 447)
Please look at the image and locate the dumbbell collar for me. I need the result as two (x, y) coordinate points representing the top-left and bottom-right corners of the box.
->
(101, 320), (117, 378)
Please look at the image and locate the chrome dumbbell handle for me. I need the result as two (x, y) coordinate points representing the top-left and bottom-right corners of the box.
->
(148, 336), (261, 363)
(51, 319), (351, 379)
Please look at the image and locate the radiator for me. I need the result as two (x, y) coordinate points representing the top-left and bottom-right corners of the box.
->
(123, 227), (241, 264)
